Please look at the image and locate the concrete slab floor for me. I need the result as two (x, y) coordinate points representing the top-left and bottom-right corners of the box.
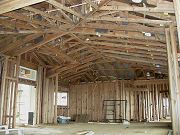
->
(20, 122), (172, 135)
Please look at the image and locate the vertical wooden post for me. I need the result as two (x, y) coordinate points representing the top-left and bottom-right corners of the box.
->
(9, 81), (15, 128)
(54, 74), (58, 123)
(115, 81), (120, 122)
(36, 66), (43, 124)
(12, 56), (20, 128)
(42, 68), (46, 123)
(147, 86), (150, 122)
(165, 26), (180, 135)
(155, 84), (159, 121)
(0, 57), (8, 124)
(173, 0), (180, 49)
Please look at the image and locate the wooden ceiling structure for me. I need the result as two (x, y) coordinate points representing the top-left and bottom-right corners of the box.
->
(0, 0), (178, 85)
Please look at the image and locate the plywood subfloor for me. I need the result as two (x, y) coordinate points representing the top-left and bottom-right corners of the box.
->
(21, 122), (172, 135)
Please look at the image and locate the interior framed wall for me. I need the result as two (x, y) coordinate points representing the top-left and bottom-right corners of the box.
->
(66, 79), (170, 122)
(0, 56), (20, 128)
(16, 83), (36, 125)
(57, 86), (69, 117)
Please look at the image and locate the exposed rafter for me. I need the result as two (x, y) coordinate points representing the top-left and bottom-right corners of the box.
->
(0, 0), (176, 83)
(0, 0), (46, 14)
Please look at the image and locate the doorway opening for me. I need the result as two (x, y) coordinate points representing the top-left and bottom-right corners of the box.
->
(16, 66), (37, 125)
(16, 84), (36, 125)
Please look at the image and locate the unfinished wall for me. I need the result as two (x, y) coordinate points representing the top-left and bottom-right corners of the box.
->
(67, 80), (170, 122)
(56, 86), (69, 118)
(0, 56), (20, 128)
(35, 67), (58, 124)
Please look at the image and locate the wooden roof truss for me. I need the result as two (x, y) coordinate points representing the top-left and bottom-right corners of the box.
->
(0, 0), (177, 84)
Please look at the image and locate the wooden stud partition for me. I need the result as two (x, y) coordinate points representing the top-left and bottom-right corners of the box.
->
(0, 63), (58, 125)
(0, 1), (180, 133)
(56, 86), (70, 118)
(35, 66), (44, 124)
(61, 79), (170, 122)
(165, 25), (180, 135)
(40, 73), (58, 124)
(0, 56), (20, 128)
(0, 56), (8, 125)
(173, 0), (180, 49)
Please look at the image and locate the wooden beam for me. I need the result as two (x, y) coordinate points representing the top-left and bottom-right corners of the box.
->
(12, 32), (68, 56)
(44, 45), (78, 63)
(23, 7), (69, 24)
(54, 75), (58, 123)
(81, 22), (165, 34)
(99, 5), (175, 13)
(87, 36), (166, 47)
(0, 57), (8, 124)
(58, 9), (74, 24)
(0, 34), (42, 54)
(12, 56), (20, 128)
(44, 0), (112, 69)
(20, 58), (38, 70)
(99, 49), (167, 61)
(47, 55), (99, 78)
(104, 53), (167, 66)
(85, 41), (167, 53)
(4, 12), (54, 28)
(165, 26), (180, 135)
(63, 70), (90, 80)
(0, 0), (46, 14)
(173, 0), (180, 49)
(0, 19), (34, 30)
(47, 0), (83, 19)
(93, 67), (167, 73)
(61, 67), (91, 79)
(92, 45), (167, 58)
(32, 52), (46, 66)
(72, 28), (165, 42)
(84, 0), (98, 9)
(87, 16), (172, 25)
(71, 34), (104, 57)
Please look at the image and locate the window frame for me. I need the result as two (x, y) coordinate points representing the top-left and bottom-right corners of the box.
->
(56, 91), (68, 107)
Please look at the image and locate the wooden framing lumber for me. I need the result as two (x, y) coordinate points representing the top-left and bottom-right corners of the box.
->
(173, 0), (180, 49)
(0, 57), (8, 124)
(99, 5), (175, 13)
(0, 34), (41, 54)
(84, 0), (98, 9)
(23, 7), (69, 24)
(4, 12), (54, 28)
(0, 57), (20, 128)
(44, 45), (78, 63)
(54, 75), (58, 123)
(12, 33), (68, 56)
(0, 0), (179, 128)
(0, 0), (46, 14)
(35, 66), (43, 124)
(12, 56), (20, 128)
(87, 16), (172, 25)
(165, 26), (180, 135)
(47, 0), (83, 19)
(81, 23), (165, 34)
(67, 80), (169, 122)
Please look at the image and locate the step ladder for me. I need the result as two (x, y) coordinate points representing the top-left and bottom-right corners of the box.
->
(103, 100), (127, 123)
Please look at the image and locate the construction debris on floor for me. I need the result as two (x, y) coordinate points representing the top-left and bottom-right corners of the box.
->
(76, 130), (94, 135)
(0, 125), (24, 135)
(20, 122), (171, 135)
(57, 116), (71, 124)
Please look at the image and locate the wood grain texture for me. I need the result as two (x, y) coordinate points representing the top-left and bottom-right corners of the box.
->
(62, 79), (170, 122)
